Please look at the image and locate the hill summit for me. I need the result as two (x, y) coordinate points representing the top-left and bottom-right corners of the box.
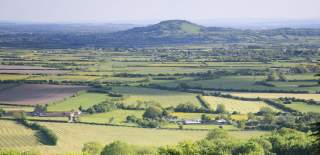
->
(118, 20), (206, 37)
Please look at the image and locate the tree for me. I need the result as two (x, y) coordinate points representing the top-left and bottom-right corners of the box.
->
(313, 122), (320, 154)
(33, 104), (47, 113)
(237, 121), (246, 129)
(206, 128), (228, 140)
(0, 108), (5, 117)
(258, 107), (274, 116)
(201, 114), (212, 123)
(234, 141), (265, 155)
(278, 72), (288, 82)
(101, 141), (135, 155)
(216, 104), (227, 114)
(266, 72), (277, 81)
(143, 106), (163, 120)
(82, 142), (103, 155)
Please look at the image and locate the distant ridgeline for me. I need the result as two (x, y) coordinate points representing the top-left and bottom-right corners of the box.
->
(0, 20), (320, 48)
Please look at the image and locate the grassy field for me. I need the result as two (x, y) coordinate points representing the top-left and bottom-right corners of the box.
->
(0, 120), (40, 148)
(113, 87), (201, 107)
(230, 92), (320, 101)
(80, 110), (144, 125)
(202, 96), (279, 114)
(48, 92), (108, 111)
(284, 103), (320, 113)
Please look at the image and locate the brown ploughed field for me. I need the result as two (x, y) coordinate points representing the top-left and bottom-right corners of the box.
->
(0, 84), (87, 105)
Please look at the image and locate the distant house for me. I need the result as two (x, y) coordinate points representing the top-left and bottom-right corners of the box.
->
(183, 119), (201, 125)
(32, 110), (81, 123)
(68, 110), (81, 123)
(216, 119), (229, 125)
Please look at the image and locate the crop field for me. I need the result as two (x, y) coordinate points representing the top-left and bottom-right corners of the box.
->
(113, 87), (201, 107)
(202, 96), (280, 114)
(230, 92), (320, 101)
(47, 92), (108, 111)
(0, 120), (40, 148)
(0, 84), (87, 105)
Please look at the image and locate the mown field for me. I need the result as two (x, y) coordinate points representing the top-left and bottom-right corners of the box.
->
(0, 120), (40, 148)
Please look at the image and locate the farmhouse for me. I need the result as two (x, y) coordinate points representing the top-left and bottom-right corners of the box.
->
(183, 119), (201, 125)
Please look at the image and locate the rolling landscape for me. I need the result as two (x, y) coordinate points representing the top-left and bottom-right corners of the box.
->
(0, 0), (320, 155)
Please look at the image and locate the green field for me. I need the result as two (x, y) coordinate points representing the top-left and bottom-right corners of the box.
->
(202, 96), (280, 114)
(284, 103), (320, 113)
(80, 109), (144, 125)
(113, 87), (201, 107)
(48, 92), (109, 111)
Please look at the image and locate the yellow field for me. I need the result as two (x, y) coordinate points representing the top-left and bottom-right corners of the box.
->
(230, 92), (320, 101)
(202, 96), (279, 114)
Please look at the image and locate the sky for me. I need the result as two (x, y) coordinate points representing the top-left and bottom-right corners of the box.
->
(0, 0), (320, 24)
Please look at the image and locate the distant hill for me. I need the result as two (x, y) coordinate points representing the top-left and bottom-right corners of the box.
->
(0, 20), (320, 48)
(119, 20), (205, 36)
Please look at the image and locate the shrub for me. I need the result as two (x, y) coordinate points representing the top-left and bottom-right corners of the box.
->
(82, 142), (103, 155)
(101, 141), (135, 155)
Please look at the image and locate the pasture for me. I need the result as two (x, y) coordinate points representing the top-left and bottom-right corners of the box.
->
(202, 96), (280, 114)
(0, 84), (87, 105)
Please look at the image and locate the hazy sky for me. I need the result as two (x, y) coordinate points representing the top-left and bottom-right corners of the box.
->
(0, 0), (320, 23)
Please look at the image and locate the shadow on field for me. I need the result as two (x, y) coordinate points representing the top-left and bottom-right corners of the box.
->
(35, 131), (55, 146)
